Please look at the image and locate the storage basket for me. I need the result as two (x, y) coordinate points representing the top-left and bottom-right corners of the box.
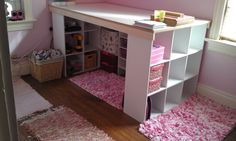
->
(30, 57), (63, 82)
(148, 76), (163, 93)
(150, 63), (164, 80)
(85, 52), (97, 70)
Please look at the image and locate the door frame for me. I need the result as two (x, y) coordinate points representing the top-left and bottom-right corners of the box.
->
(0, 1), (19, 141)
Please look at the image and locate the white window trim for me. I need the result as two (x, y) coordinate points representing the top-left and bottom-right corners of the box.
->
(7, 0), (36, 32)
(206, 0), (236, 57)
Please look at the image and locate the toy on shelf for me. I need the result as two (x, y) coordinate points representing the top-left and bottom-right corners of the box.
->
(65, 18), (81, 32)
(73, 34), (83, 51)
(10, 10), (24, 21)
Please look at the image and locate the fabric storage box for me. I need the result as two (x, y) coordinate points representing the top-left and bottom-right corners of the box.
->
(85, 51), (97, 70)
(120, 48), (127, 59)
(150, 63), (164, 80)
(100, 51), (118, 66)
(30, 57), (63, 82)
(101, 61), (117, 73)
(100, 28), (119, 55)
(150, 45), (165, 65)
(148, 76), (163, 93)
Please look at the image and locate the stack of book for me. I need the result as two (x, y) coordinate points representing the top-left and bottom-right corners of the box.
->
(134, 20), (167, 29)
(151, 10), (195, 27)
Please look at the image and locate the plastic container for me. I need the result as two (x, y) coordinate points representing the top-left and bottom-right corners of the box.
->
(150, 45), (165, 65)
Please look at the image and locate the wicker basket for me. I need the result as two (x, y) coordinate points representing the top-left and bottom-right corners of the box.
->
(30, 57), (63, 82)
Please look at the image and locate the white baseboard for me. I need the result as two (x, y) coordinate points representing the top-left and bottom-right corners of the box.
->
(197, 84), (236, 109)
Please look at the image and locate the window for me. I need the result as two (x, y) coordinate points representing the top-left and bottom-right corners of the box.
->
(5, 0), (22, 19)
(220, 0), (236, 42)
(6, 0), (35, 31)
(207, 0), (236, 57)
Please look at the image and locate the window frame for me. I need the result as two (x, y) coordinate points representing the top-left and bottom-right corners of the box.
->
(206, 0), (236, 57)
(7, 0), (36, 32)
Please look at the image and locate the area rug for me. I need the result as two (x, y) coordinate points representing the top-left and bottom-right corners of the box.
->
(139, 94), (236, 141)
(13, 78), (52, 119)
(20, 106), (114, 141)
(69, 70), (125, 110)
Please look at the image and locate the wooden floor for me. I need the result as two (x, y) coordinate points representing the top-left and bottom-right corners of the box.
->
(19, 75), (236, 141)
(20, 76), (148, 141)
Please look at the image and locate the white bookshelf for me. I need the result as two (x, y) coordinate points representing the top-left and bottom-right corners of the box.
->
(148, 23), (207, 119)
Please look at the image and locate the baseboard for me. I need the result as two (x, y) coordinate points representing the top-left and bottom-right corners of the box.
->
(197, 84), (236, 109)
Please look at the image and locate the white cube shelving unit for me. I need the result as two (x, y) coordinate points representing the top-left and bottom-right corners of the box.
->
(50, 3), (209, 122)
(147, 23), (208, 119)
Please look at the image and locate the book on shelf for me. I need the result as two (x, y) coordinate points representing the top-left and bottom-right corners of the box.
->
(164, 15), (195, 26)
(134, 20), (167, 29)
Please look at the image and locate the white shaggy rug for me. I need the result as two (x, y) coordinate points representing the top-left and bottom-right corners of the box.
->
(13, 78), (52, 119)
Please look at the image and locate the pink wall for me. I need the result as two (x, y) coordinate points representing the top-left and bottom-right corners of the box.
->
(200, 48), (236, 95)
(8, 0), (105, 57)
(105, 0), (215, 20)
(9, 0), (52, 57)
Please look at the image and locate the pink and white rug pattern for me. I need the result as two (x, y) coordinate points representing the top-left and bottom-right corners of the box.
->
(69, 70), (125, 110)
(21, 106), (114, 141)
(139, 94), (236, 141)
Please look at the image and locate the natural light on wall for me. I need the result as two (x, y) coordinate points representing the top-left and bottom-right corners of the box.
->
(220, 0), (236, 42)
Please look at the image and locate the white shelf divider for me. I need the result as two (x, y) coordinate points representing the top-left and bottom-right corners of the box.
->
(148, 87), (166, 97)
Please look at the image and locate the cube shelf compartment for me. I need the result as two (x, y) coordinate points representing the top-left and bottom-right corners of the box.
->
(185, 51), (203, 80)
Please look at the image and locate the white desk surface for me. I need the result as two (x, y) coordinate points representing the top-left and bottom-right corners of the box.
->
(50, 2), (209, 39)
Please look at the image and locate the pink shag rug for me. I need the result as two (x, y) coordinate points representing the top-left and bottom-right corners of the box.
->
(139, 94), (236, 141)
(69, 70), (125, 110)
(20, 106), (114, 141)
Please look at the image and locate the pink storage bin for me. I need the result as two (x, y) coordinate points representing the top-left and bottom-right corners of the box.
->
(150, 63), (164, 80)
(151, 45), (165, 56)
(148, 76), (163, 93)
(150, 45), (165, 65)
(150, 53), (164, 65)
